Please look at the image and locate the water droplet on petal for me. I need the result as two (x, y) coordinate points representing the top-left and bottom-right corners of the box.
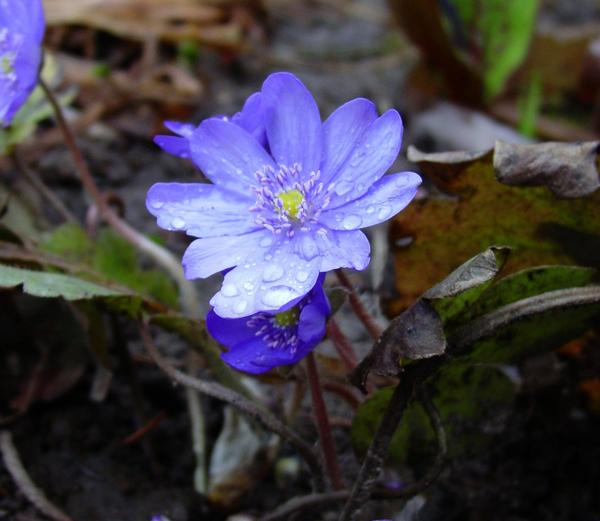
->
(171, 217), (185, 229)
(262, 286), (301, 307)
(243, 282), (255, 292)
(151, 201), (164, 209)
(259, 236), (273, 247)
(334, 180), (353, 196)
(366, 205), (375, 214)
(377, 206), (391, 220)
(342, 214), (362, 229)
(221, 283), (239, 297)
(263, 264), (284, 282)
(234, 300), (248, 314)
(296, 271), (309, 282)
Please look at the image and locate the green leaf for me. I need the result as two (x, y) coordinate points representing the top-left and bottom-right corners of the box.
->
(459, 265), (597, 323)
(0, 263), (144, 316)
(42, 224), (179, 309)
(351, 365), (515, 469)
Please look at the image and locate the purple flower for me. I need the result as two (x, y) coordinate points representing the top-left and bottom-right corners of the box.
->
(207, 275), (330, 373)
(0, 0), (45, 127)
(147, 72), (421, 318)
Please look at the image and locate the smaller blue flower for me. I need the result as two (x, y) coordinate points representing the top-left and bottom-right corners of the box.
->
(0, 0), (45, 127)
(207, 275), (330, 374)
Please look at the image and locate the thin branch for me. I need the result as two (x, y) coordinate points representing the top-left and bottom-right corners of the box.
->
(335, 269), (382, 340)
(139, 321), (326, 488)
(259, 491), (350, 521)
(306, 352), (345, 490)
(0, 431), (72, 521)
(327, 318), (358, 371)
(39, 76), (200, 317)
(11, 151), (77, 223)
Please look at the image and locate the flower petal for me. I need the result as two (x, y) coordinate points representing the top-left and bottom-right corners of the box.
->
(261, 72), (322, 174)
(182, 230), (270, 279)
(206, 309), (256, 347)
(231, 92), (267, 147)
(220, 338), (275, 374)
(319, 172), (421, 230)
(189, 118), (275, 194)
(327, 109), (403, 208)
(315, 229), (371, 272)
(154, 135), (191, 159)
(146, 182), (256, 237)
(210, 238), (321, 318)
(321, 98), (377, 185)
(297, 302), (328, 345)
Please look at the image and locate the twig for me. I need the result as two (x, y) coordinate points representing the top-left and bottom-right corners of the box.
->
(139, 321), (326, 488)
(450, 286), (600, 352)
(322, 380), (361, 410)
(0, 431), (72, 521)
(306, 352), (345, 490)
(327, 318), (358, 371)
(335, 269), (382, 340)
(337, 356), (441, 521)
(39, 76), (200, 317)
(10, 151), (77, 224)
(259, 491), (350, 521)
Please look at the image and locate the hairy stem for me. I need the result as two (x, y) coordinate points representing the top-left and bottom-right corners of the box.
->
(306, 352), (345, 490)
(327, 318), (358, 371)
(39, 77), (201, 317)
(335, 269), (382, 340)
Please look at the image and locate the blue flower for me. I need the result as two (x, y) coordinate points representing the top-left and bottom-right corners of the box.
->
(147, 72), (421, 318)
(0, 0), (45, 127)
(207, 275), (330, 374)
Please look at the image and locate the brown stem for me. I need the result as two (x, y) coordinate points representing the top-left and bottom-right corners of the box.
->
(39, 77), (200, 317)
(11, 150), (77, 223)
(335, 269), (382, 340)
(306, 352), (345, 490)
(139, 321), (326, 488)
(327, 318), (358, 371)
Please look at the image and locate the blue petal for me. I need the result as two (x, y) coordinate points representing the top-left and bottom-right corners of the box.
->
(146, 182), (256, 237)
(220, 338), (276, 374)
(189, 118), (275, 194)
(261, 72), (322, 174)
(297, 303), (328, 345)
(327, 109), (403, 208)
(164, 121), (195, 137)
(210, 237), (321, 318)
(315, 229), (371, 272)
(231, 92), (267, 147)
(319, 172), (421, 230)
(206, 309), (256, 347)
(321, 98), (377, 185)
(154, 135), (191, 159)
(182, 230), (270, 279)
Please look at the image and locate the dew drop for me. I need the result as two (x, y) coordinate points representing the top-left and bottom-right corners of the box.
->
(366, 205), (375, 214)
(263, 264), (284, 282)
(171, 217), (185, 229)
(151, 200), (164, 209)
(259, 236), (273, 247)
(342, 214), (362, 229)
(296, 271), (309, 282)
(233, 300), (248, 314)
(221, 283), (239, 297)
(377, 206), (391, 220)
(261, 286), (301, 307)
(334, 180), (353, 196)
(243, 281), (255, 292)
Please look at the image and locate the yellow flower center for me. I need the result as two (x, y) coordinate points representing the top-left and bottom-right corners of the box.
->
(278, 189), (303, 219)
(274, 307), (300, 327)
(1, 54), (14, 75)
